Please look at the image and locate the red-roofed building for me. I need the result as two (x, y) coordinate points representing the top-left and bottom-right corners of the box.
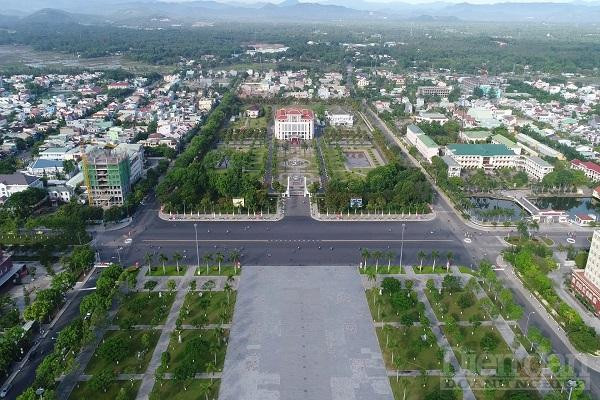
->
(593, 185), (600, 201)
(571, 159), (600, 182)
(274, 107), (314, 141)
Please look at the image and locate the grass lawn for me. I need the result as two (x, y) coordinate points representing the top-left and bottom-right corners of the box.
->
(426, 289), (484, 322)
(389, 376), (461, 400)
(114, 292), (175, 326)
(376, 326), (443, 370)
(444, 326), (513, 374)
(459, 266), (478, 276)
(180, 291), (237, 326)
(166, 329), (229, 372)
(146, 265), (186, 276)
(366, 288), (424, 323)
(413, 265), (451, 274)
(470, 374), (543, 400)
(69, 380), (140, 400)
(85, 330), (160, 375)
(360, 266), (404, 275)
(195, 265), (240, 276)
(150, 379), (220, 400)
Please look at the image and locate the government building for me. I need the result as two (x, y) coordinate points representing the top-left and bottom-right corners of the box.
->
(274, 107), (314, 142)
(572, 230), (600, 313)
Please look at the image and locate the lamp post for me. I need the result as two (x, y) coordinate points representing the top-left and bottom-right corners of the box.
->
(194, 223), (200, 271)
(399, 223), (406, 270)
(567, 379), (577, 400)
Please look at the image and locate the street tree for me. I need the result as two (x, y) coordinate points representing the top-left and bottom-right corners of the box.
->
(431, 250), (439, 272)
(417, 250), (426, 272)
(203, 253), (213, 274)
(215, 252), (224, 274)
(173, 252), (183, 274)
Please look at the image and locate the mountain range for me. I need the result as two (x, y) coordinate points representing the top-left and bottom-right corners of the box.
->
(1, 0), (600, 23)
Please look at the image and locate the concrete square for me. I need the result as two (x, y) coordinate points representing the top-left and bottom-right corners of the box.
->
(220, 266), (393, 400)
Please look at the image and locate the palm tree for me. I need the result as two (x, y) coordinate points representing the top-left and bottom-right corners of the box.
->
(144, 252), (154, 269)
(417, 250), (426, 272)
(430, 250), (439, 272)
(373, 250), (382, 273)
(361, 248), (370, 269)
(205, 361), (217, 383)
(158, 253), (168, 275)
(386, 251), (395, 273)
(203, 253), (213, 274)
(172, 252), (182, 274)
(445, 251), (454, 272)
(224, 282), (233, 305)
(228, 250), (241, 274)
(367, 269), (377, 302)
(215, 252), (224, 274)
(528, 220), (539, 238)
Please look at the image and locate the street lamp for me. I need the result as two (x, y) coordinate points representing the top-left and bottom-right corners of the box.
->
(193, 223), (200, 272)
(525, 311), (536, 334)
(567, 379), (577, 400)
(35, 388), (45, 400)
(399, 223), (406, 270)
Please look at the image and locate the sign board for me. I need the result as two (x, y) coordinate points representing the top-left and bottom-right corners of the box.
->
(233, 198), (245, 207)
(350, 198), (363, 208)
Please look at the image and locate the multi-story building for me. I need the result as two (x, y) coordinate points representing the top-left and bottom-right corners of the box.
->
(325, 111), (354, 127)
(516, 133), (564, 160)
(520, 155), (554, 181)
(0, 173), (43, 201)
(417, 86), (451, 97)
(415, 111), (449, 125)
(274, 108), (314, 141)
(406, 124), (439, 162)
(571, 159), (600, 182)
(445, 144), (518, 170)
(83, 148), (131, 208)
(441, 155), (462, 177)
(572, 230), (600, 313)
(491, 134), (521, 155)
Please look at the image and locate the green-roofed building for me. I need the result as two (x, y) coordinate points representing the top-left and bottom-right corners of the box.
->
(491, 134), (521, 154)
(445, 143), (518, 170)
(459, 130), (490, 143)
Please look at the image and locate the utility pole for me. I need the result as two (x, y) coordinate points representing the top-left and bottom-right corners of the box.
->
(194, 223), (200, 272)
(399, 223), (406, 270)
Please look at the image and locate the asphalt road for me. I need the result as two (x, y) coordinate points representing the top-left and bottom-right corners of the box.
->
(4, 270), (101, 400)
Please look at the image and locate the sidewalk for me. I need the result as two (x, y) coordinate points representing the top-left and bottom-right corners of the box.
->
(310, 202), (436, 222)
(496, 255), (600, 372)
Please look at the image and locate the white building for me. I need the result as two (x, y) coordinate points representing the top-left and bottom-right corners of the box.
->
(274, 108), (314, 141)
(48, 185), (72, 203)
(445, 144), (518, 170)
(115, 143), (145, 184)
(325, 111), (354, 127)
(406, 124), (440, 162)
(27, 159), (65, 178)
(571, 159), (600, 182)
(521, 155), (554, 181)
(441, 155), (462, 177)
(0, 173), (43, 201)
(415, 111), (449, 125)
(572, 230), (600, 312)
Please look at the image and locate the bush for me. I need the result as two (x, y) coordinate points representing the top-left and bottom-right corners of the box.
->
(457, 292), (475, 309)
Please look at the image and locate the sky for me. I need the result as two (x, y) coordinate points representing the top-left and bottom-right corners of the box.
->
(158, 0), (583, 3)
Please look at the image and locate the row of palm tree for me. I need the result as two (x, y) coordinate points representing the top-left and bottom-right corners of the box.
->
(415, 250), (454, 272)
(144, 250), (242, 275)
(360, 249), (455, 273)
(360, 249), (396, 273)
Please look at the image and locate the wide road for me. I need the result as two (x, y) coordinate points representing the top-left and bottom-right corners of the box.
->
(5, 270), (101, 400)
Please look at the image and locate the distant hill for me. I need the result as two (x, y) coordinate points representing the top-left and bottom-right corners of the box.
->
(2, 0), (600, 24)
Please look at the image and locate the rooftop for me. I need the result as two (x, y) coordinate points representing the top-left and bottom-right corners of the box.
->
(461, 130), (490, 140)
(492, 134), (518, 148)
(527, 155), (553, 168)
(441, 155), (461, 168)
(0, 173), (40, 186)
(572, 159), (600, 175)
(418, 134), (439, 149)
(31, 159), (64, 169)
(275, 107), (314, 121)
(447, 143), (515, 157)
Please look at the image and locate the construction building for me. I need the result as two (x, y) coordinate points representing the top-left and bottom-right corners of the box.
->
(83, 148), (131, 208)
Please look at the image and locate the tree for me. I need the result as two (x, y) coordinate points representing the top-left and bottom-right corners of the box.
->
(516, 220), (529, 240)
(417, 250), (426, 272)
(228, 249), (241, 273)
(158, 253), (168, 275)
(203, 253), (213, 274)
(89, 369), (114, 393)
(372, 250), (382, 273)
(361, 248), (370, 268)
(167, 279), (176, 293)
(445, 251), (454, 272)
(386, 251), (395, 272)
(215, 252), (224, 274)
(431, 250), (439, 272)
(144, 252), (154, 269)
(173, 252), (183, 274)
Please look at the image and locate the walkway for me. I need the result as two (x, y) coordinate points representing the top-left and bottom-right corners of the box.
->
(135, 266), (196, 399)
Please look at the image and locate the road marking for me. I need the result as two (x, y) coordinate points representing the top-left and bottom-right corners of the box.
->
(142, 239), (455, 243)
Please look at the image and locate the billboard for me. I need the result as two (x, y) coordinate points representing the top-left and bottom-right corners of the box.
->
(233, 198), (245, 207)
(350, 198), (363, 208)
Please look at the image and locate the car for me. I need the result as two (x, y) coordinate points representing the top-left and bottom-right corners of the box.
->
(1, 384), (13, 398)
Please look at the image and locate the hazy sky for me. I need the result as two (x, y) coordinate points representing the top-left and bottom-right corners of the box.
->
(159, 0), (579, 3)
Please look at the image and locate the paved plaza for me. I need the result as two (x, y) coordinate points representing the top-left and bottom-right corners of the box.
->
(220, 265), (393, 400)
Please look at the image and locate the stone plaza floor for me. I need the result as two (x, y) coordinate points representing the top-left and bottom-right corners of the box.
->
(220, 265), (393, 400)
